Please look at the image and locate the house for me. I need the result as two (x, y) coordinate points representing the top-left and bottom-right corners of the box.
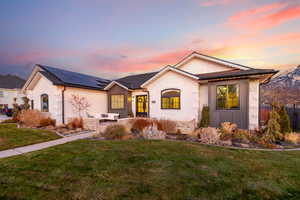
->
(0, 74), (26, 110)
(22, 52), (277, 129)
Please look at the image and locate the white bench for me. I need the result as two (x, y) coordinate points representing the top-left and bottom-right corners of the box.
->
(94, 113), (120, 121)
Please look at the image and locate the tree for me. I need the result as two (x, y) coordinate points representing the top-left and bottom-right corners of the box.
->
(262, 109), (282, 143)
(69, 94), (91, 118)
(198, 106), (210, 128)
(278, 105), (292, 134)
(12, 97), (20, 121)
(22, 97), (30, 110)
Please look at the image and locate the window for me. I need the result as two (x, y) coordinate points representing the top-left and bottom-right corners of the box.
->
(161, 89), (180, 109)
(111, 95), (125, 109)
(216, 84), (239, 110)
(41, 94), (49, 112)
(0, 91), (4, 97)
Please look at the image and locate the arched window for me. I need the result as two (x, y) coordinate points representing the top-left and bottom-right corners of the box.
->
(161, 89), (180, 109)
(41, 94), (49, 112)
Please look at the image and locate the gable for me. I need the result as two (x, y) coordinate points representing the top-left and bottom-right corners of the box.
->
(177, 57), (237, 75)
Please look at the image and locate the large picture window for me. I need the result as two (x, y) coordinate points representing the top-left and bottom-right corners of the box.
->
(111, 95), (125, 109)
(216, 84), (239, 110)
(161, 89), (180, 109)
(41, 94), (49, 112)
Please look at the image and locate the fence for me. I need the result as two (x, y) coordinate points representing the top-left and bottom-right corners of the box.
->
(260, 105), (300, 130)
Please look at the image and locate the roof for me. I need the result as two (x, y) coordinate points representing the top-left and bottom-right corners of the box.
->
(0, 74), (25, 89)
(38, 65), (111, 90)
(197, 69), (278, 81)
(174, 51), (254, 70)
(115, 71), (158, 89)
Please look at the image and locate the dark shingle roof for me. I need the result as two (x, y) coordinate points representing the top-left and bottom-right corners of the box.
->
(197, 69), (278, 80)
(116, 72), (158, 89)
(38, 65), (111, 90)
(0, 74), (25, 89)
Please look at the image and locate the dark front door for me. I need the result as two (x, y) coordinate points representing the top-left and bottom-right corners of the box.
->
(136, 95), (148, 117)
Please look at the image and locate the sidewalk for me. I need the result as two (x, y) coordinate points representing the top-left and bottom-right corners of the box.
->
(0, 132), (95, 159)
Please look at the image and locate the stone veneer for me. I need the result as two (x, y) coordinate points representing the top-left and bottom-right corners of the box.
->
(248, 79), (260, 130)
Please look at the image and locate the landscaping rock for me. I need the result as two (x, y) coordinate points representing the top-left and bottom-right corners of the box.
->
(221, 122), (237, 134)
(233, 142), (250, 148)
(142, 123), (166, 140)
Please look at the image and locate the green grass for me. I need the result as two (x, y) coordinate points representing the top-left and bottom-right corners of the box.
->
(0, 140), (300, 200)
(0, 124), (61, 151)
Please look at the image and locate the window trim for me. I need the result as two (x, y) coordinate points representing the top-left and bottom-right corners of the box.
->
(216, 84), (240, 110)
(40, 93), (49, 112)
(161, 88), (181, 110)
(110, 94), (125, 110)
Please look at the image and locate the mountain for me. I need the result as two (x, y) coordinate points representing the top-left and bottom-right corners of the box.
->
(263, 65), (300, 89)
(0, 74), (26, 89)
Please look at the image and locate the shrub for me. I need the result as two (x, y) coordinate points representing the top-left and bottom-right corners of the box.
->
(154, 119), (177, 133)
(198, 127), (221, 144)
(18, 109), (46, 128)
(1, 118), (18, 123)
(284, 133), (300, 144)
(39, 117), (56, 127)
(131, 118), (152, 132)
(278, 105), (292, 134)
(262, 110), (282, 143)
(103, 124), (128, 140)
(67, 118), (83, 130)
(198, 106), (210, 128)
(220, 122), (238, 140)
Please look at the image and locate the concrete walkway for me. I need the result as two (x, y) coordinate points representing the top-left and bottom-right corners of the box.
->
(0, 132), (95, 159)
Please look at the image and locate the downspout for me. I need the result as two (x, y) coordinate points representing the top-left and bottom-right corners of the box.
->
(146, 90), (150, 118)
(62, 86), (66, 124)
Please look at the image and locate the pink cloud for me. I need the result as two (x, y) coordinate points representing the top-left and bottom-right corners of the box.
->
(227, 2), (300, 31)
(200, 0), (234, 7)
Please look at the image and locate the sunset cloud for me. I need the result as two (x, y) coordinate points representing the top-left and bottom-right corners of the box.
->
(227, 2), (300, 31)
(200, 0), (234, 7)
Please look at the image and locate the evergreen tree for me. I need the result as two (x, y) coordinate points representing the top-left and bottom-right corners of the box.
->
(278, 105), (292, 134)
(199, 106), (210, 128)
(263, 109), (282, 143)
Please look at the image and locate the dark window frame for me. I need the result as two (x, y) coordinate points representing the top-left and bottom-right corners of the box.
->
(161, 88), (181, 110)
(216, 84), (240, 110)
(40, 94), (49, 112)
(110, 94), (125, 110)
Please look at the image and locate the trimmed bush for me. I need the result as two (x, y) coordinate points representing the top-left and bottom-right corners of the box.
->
(18, 109), (46, 128)
(284, 133), (300, 144)
(103, 124), (128, 140)
(40, 117), (56, 127)
(198, 106), (210, 128)
(278, 105), (292, 134)
(131, 118), (152, 132)
(67, 118), (83, 130)
(154, 119), (177, 133)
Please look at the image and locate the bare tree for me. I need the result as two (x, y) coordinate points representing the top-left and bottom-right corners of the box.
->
(69, 94), (91, 118)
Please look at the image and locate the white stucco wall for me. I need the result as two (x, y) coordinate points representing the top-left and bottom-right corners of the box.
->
(64, 87), (107, 121)
(0, 88), (24, 108)
(26, 75), (63, 123)
(198, 84), (209, 121)
(248, 79), (260, 130)
(178, 57), (233, 75)
(145, 70), (199, 122)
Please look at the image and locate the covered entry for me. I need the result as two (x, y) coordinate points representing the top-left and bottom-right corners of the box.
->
(136, 95), (148, 117)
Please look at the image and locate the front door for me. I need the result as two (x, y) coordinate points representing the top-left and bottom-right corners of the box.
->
(136, 95), (148, 117)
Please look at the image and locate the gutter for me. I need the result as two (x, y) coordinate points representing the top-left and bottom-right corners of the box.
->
(62, 86), (66, 124)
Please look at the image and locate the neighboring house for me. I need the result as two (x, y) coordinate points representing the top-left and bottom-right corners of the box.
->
(22, 52), (277, 129)
(0, 74), (26, 109)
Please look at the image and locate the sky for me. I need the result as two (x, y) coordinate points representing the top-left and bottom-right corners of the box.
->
(0, 0), (299, 79)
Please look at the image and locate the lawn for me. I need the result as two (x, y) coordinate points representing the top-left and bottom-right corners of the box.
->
(0, 123), (61, 151)
(0, 140), (300, 200)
